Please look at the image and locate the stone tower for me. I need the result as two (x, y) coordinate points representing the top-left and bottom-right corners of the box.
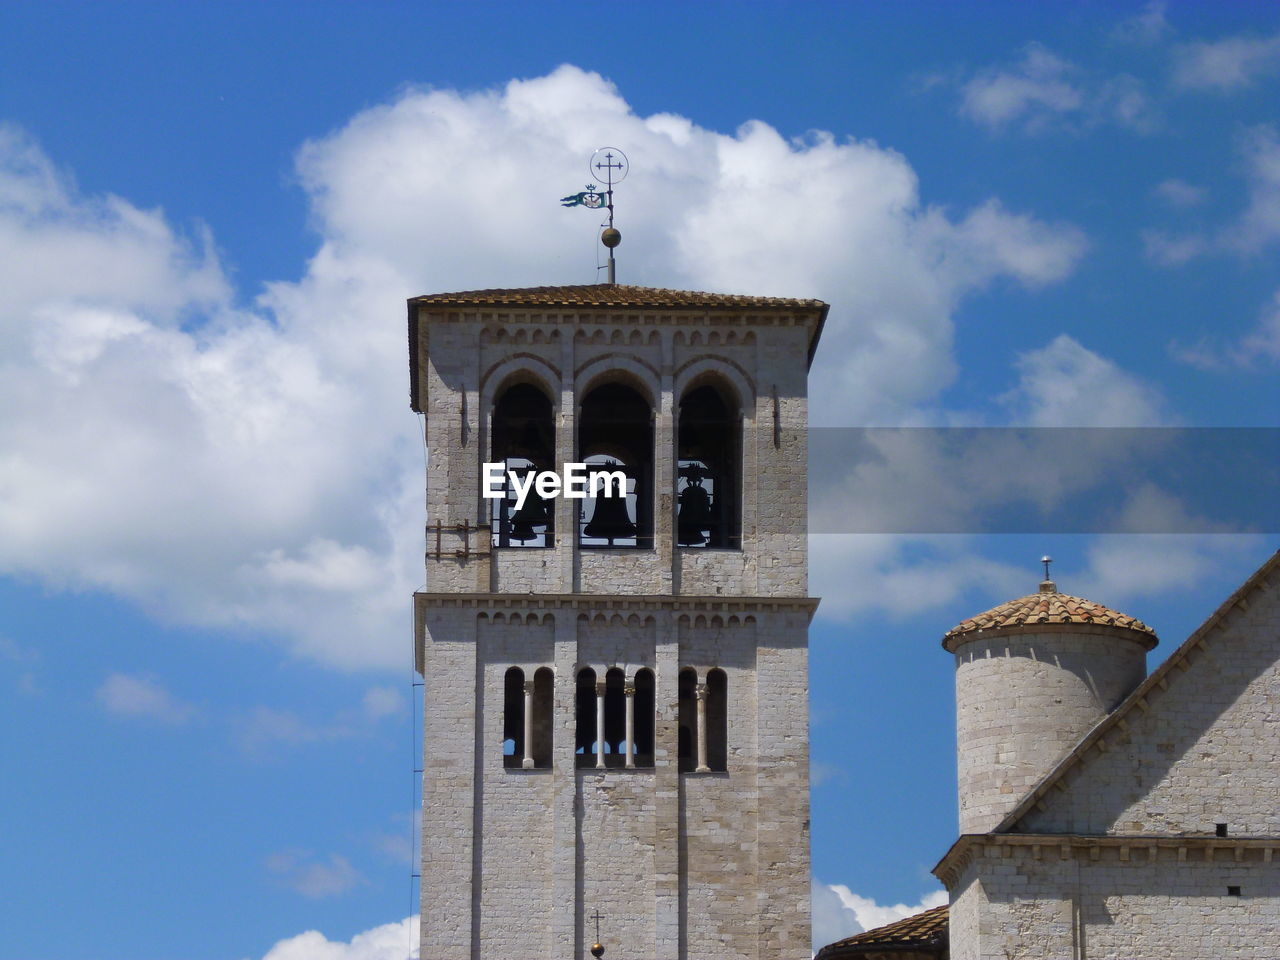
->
(943, 576), (1158, 834)
(409, 284), (827, 960)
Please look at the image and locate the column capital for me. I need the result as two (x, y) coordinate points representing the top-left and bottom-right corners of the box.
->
(523, 679), (535, 695)
(624, 680), (636, 696)
(695, 682), (708, 701)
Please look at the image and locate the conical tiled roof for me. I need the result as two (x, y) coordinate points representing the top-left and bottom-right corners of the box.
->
(943, 581), (1157, 650)
(815, 904), (948, 958)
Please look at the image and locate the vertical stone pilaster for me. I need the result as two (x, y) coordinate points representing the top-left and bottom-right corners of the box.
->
(653, 609), (683, 959)
(551, 611), (579, 957)
(420, 610), (478, 960)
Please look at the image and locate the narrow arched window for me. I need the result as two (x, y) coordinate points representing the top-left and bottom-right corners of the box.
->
(578, 382), (653, 548)
(575, 667), (598, 768)
(677, 383), (739, 549)
(531, 667), (554, 768)
(604, 667), (626, 767)
(491, 382), (555, 548)
(502, 667), (525, 769)
(633, 668), (655, 768)
(677, 668), (697, 773)
(706, 668), (728, 772)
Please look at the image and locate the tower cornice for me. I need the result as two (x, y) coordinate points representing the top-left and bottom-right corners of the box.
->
(414, 590), (819, 616)
(933, 832), (1280, 890)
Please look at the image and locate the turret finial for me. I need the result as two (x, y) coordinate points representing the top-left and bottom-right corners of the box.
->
(1039, 555), (1056, 593)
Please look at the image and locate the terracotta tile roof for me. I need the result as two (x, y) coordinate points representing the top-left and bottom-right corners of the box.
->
(409, 283), (827, 311)
(943, 581), (1156, 650)
(816, 905), (948, 958)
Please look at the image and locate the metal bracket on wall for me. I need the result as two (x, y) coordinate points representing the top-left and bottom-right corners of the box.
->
(426, 519), (492, 561)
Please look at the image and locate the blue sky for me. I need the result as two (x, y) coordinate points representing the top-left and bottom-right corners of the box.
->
(0, 2), (1277, 958)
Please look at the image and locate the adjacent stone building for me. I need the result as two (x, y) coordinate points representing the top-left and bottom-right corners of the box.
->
(409, 284), (827, 960)
(822, 551), (1280, 960)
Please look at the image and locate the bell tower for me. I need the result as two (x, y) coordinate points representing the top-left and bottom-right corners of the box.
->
(409, 283), (827, 960)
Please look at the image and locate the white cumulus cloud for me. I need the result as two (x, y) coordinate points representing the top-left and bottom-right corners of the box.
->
(96, 672), (196, 724)
(1146, 124), (1280, 266)
(1171, 287), (1280, 370)
(254, 917), (418, 960)
(957, 44), (1155, 134)
(809, 535), (1025, 624)
(0, 66), (1086, 668)
(1112, 2), (1172, 46)
(1001, 334), (1169, 427)
(1071, 534), (1270, 613)
(960, 44), (1083, 129)
(238, 684), (404, 752)
(1153, 178), (1206, 208)
(265, 850), (365, 899)
(1173, 32), (1280, 91)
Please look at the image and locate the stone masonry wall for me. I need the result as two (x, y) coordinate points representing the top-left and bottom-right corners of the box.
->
(414, 297), (818, 960)
(1019, 578), (1280, 837)
(476, 615), (556, 959)
(951, 844), (1280, 960)
(419, 607), (478, 960)
(418, 601), (811, 960)
(953, 629), (1149, 833)
(417, 306), (813, 599)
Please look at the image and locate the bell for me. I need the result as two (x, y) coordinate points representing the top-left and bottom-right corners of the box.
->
(509, 491), (550, 542)
(677, 478), (713, 545)
(583, 491), (636, 542)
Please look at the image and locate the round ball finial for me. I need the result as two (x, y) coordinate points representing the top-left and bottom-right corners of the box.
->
(600, 227), (621, 248)
(590, 943), (605, 958)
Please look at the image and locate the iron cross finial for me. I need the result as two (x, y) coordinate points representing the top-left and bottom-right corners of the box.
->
(586, 148), (629, 283)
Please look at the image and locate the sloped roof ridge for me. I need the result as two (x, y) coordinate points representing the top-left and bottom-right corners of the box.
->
(995, 549), (1280, 834)
(815, 904), (948, 958)
(943, 586), (1157, 649)
(409, 283), (828, 310)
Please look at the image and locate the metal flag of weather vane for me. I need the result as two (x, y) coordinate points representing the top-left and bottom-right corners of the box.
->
(561, 146), (628, 283)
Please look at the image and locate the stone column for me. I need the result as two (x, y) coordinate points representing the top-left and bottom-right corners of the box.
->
(595, 679), (607, 769)
(695, 681), (710, 773)
(624, 679), (636, 769)
(522, 678), (535, 769)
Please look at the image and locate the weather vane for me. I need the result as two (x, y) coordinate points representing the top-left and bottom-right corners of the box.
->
(561, 147), (629, 284)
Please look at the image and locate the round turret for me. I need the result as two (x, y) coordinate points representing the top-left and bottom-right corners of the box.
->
(944, 576), (1157, 834)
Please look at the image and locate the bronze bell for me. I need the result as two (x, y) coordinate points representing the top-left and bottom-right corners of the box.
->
(509, 491), (550, 542)
(583, 492), (636, 542)
(677, 478), (713, 546)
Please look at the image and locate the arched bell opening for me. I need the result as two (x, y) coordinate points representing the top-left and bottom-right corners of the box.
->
(502, 666), (525, 769)
(574, 667), (598, 768)
(578, 382), (653, 549)
(603, 667), (626, 768)
(677, 668), (697, 773)
(490, 381), (555, 548)
(633, 668), (656, 768)
(706, 667), (728, 772)
(677, 382), (740, 549)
